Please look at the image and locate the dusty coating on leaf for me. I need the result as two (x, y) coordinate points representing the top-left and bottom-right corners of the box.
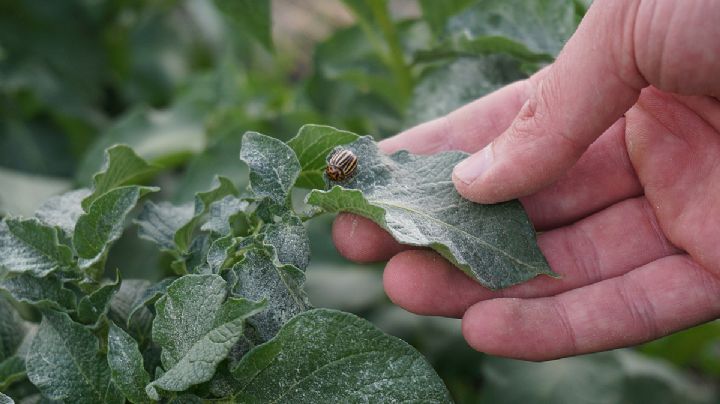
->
(74, 185), (158, 269)
(240, 132), (301, 206)
(262, 214), (311, 271)
(152, 275), (229, 369)
(232, 309), (452, 403)
(34, 188), (91, 235)
(26, 311), (122, 404)
(230, 247), (310, 342)
(146, 296), (265, 400)
(136, 201), (195, 251)
(201, 195), (249, 235)
(107, 323), (151, 404)
(0, 218), (75, 277)
(307, 136), (555, 290)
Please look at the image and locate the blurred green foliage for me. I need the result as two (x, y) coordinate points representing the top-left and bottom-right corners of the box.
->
(1, 0), (718, 402)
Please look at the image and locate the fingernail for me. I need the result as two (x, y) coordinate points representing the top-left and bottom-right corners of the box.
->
(454, 145), (494, 185)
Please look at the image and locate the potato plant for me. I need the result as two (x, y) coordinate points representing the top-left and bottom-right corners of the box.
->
(2, 0), (718, 403)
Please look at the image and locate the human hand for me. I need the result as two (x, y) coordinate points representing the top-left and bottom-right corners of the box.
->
(332, 0), (720, 360)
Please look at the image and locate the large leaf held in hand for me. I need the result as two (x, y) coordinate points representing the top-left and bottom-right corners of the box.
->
(307, 137), (555, 289)
(232, 309), (452, 403)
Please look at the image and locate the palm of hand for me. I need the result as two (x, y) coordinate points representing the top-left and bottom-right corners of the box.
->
(332, 87), (720, 360)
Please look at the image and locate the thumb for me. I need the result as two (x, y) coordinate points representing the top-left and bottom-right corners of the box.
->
(452, 0), (646, 203)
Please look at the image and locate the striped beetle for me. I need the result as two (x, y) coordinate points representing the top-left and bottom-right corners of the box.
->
(326, 148), (358, 181)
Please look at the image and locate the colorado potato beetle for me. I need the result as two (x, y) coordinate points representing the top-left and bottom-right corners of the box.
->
(326, 148), (358, 181)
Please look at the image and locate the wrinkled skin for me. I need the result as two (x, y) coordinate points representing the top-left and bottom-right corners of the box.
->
(332, 0), (720, 360)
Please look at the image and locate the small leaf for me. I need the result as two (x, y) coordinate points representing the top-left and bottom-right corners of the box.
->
(108, 323), (152, 404)
(214, 0), (273, 50)
(82, 145), (157, 211)
(286, 125), (359, 189)
(262, 213), (311, 271)
(206, 235), (238, 274)
(230, 246), (310, 342)
(0, 355), (25, 391)
(240, 132), (300, 206)
(74, 186), (158, 269)
(175, 176), (239, 251)
(135, 201), (194, 251)
(77, 270), (121, 325)
(108, 279), (153, 341)
(232, 309), (452, 403)
(151, 275), (229, 369)
(0, 218), (75, 277)
(26, 310), (122, 404)
(127, 278), (174, 330)
(146, 297), (265, 400)
(0, 297), (25, 361)
(307, 137), (555, 290)
(76, 106), (207, 184)
(0, 273), (76, 311)
(34, 188), (91, 236)
(200, 195), (250, 236)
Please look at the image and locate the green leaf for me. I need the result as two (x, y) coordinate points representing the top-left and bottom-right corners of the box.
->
(307, 137), (555, 290)
(446, 0), (577, 58)
(214, 0), (273, 50)
(126, 278), (174, 331)
(76, 106), (207, 184)
(0, 355), (25, 392)
(230, 247), (310, 342)
(407, 55), (527, 126)
(34, 189), (90, 236)
(26, 310), (122, 404)
(0, 392), (13, 404)
(0, 218), (75, 277)
(232, 309), (452, 403)
(177, 176), (239, 249)
(206, 235), (238, 274)
(151, 275), (228, 369)
(172, 133), (248, 204)
(108, 279), (153, 342)
(0, 273), (76, 311)
(0, 298), (29, 392)
(146, 297), (265, 400)
(77, 271), (121, 325)
(480, 350), (716, 404)
(0, 298), (25, 361)
(82, 145), (157, 211)
(108, 323), (152, 404)
(262, 214), (311, 271)
(240, 132), (300, 206)
(287, 125), (360, 189)
(200, 196), (250, 236)
(74, 186), (158, 269)
(135, 201), (195, 252)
